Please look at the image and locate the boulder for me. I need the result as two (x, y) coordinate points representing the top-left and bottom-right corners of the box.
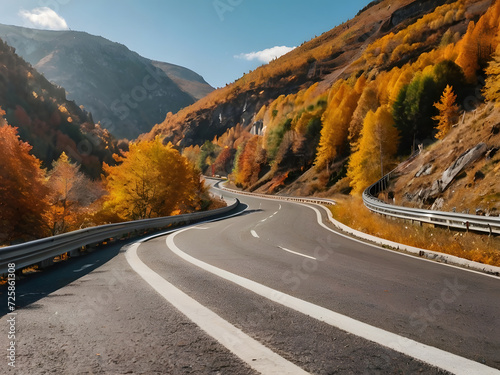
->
(439, 143), (487, 191)
(415, 163), (433, 177)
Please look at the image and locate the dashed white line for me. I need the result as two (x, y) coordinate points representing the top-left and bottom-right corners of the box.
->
(73, 264), (94, 273)
(251, 230), (260, 239)
(166, 228), (500, 375)
(126, 242), (309, 375)
(278, 246), (316, 260)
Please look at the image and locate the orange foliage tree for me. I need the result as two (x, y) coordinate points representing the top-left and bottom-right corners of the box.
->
(456, 0), (500, 81)
(103, 137), (201, 220)
(433, 85), (460, 139)
(46, 152), (102, 235)
(233, 135), (264, 188)
(0, 113), (49, 243)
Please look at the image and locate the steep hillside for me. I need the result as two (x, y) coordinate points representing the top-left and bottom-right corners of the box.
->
(390, 103), (500, 215)
(0, 24), (213, 140)
(145, 0), (450, 146)
(0, 38), (118, 178)
(144, 0), (500, 216)
(152, 61), (214, 101)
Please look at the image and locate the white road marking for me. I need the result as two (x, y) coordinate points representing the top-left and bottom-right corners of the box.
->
(126, 242), (309, 375)
(260, 218), (267, 223)
(166, 228), (500, 375)
(278, 246), (316, 260)
(251, 230), (259, 239)
(73, 264), (94, 273)
(300, 203), (500, 280)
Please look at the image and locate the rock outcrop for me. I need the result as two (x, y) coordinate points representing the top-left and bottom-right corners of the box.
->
(417, 143), (488, 204)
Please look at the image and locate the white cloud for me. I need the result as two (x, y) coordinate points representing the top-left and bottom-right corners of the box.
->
(235, 45), (296, 64)
(19, 7), (69, 30)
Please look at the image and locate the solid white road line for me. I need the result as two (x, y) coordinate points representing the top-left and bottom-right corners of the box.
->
(166, 228), (500, 375)
(251, 230), (260, 238)
(125, 242), (309, 375)
(278, 246), (316, 260)
(301, 203), (500, 280)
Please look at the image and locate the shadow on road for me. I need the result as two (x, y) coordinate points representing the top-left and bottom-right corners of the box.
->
(0, 203), (249, 317)
(0, 238), (134, 317)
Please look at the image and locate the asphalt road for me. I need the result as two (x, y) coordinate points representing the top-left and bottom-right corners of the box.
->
(1, 184), (499, 374)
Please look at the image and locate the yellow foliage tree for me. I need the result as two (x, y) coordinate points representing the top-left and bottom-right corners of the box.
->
(349, 83), (379, 150)
(315, 82), (361, 170)
(104, 137), (200, 220)
(433, 85), (459, 139)
(347, 106), (399, 195)
(483, 47), (500, 104)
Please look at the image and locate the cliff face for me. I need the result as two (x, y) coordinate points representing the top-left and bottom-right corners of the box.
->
(390, 0), (448, 27)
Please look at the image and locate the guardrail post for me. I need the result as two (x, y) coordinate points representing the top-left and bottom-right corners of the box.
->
(37, 258), (54, 270)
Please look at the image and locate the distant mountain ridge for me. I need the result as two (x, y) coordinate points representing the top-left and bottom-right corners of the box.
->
(0, 24), (214, 140)
(0, 37), (118, 178)
(152, 60), (214, 101)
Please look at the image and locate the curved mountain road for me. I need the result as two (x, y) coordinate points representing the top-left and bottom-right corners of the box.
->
(1, 185), (499, 374)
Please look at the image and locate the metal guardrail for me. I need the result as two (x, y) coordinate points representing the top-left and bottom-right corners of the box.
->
(218, 184), (336, 206)
(363, 177), (500, 236)
(0, 198), (239, 274)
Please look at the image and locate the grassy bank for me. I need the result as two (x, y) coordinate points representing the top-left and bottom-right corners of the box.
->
(330, 196), (500, 267)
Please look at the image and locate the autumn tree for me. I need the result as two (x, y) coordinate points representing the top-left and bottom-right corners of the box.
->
(349, 84), (379, 151)
(46, 152), (102, 235)
(347, 106), (399, 195)
(103, 137), (201, 220)
(455, 21), (479, 81)
(433, 85), (460, 139)
(198, 140), (220, 174)
(455, 1), (500, 81)
(0, 115), (49, 244)
(233, 135), (265, 188)
(315, 82), (361, 170)
(213, 146), (234, 176)
(483, 47), (500, 104)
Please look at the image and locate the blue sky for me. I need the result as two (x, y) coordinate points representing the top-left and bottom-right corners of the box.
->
(0, 0), (372, 88)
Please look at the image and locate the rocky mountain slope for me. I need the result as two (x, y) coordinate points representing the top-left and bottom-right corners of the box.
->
(141, 0), (500, 217)
(390, 103), (500, 215)
(146, 0), (456, 146)
(0, 38), (118, 178)
(0, 24), (214, 140)
(152, 60), (214, 101)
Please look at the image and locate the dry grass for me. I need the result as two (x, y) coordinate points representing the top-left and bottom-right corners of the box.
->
(331, 196), (500, 266)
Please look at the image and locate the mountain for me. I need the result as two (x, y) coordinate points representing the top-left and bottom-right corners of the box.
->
(0, 37), (119, 178)
(152, 61), (214, 101)
(142, 0), (499, 213)
(0, 24), (214, 140)
(145, 0), (453, 147)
